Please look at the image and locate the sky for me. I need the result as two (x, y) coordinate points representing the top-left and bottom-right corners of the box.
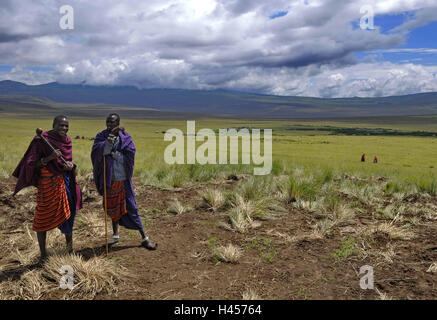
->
(0, 0), (436, 98)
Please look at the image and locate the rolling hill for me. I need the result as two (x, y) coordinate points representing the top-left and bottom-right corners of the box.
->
(1, 80), (437, 118)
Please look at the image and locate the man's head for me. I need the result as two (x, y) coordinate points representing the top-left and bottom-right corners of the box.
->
(106, 113), (120, 132)
(53, 115), (69, 137)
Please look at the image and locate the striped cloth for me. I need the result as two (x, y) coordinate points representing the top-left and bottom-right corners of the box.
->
(104, 181), (128, 222)
(33, 167), (71, 232)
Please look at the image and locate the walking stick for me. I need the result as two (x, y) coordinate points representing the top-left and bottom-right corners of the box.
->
(102, 127), (124, 256)
(103, 155), (109, 256)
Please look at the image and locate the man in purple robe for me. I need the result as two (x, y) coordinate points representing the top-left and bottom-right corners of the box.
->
(13, 115), (82, 262)
(91, 113), (157, 250)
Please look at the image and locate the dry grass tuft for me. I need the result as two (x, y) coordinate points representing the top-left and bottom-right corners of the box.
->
(167, 198), (190, 215)
(233, 194), (256, 218)
(0, 269), (48, 300)
(359, 241), (397, 266)
(375, 287), (393, 300)
(220, 207), (261, 233)
(424, 205), (437, 220)
(0, 253), (131, 300)
(368, 222), (414, 240)
(265, 229), (294, 244)
(5, 225), (42, 266)
(212, 244), (242, 263)
(74, 209), (106, 239)
(42, 253), (130, 299)
(375, 243), (397, 264)
(200, 188), (225, 212)
(426, 262), (437, 273)
(311, 219), (336, 239)
(15, 187), (36, 196)
(242, 288), (261, 300)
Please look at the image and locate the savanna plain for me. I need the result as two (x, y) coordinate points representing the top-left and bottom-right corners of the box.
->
(0, 116), (436, 300)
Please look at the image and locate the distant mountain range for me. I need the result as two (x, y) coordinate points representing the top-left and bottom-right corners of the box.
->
(1, 80), (437, 118)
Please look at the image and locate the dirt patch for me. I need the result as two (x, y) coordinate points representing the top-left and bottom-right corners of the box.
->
(0, 177), (436, 300)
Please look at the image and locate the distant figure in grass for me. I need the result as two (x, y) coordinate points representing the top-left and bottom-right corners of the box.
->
(12, 115), (82, 263)
(91, 113), (158, 250)
(361, 153), (366, 162)
(373, 156), (378, 164)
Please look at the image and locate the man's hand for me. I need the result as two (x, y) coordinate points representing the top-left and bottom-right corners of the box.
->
(111, 126), (124, 136)
(47, 149), (62, 161)
(63, 161), (74, 171)
(107, 133), (116, 144)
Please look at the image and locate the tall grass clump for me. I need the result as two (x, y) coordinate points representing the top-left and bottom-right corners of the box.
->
(416, 179), (437, 196)
(339, 179), (384, 207)
(234, 176), (286, 218)
(220, 176), (287, 233)
(384, 181), (404, 196)
(200, 188), (226, 212)
(271, 159), (287, 176)
(221, 207), (260, 233)
(277, 168), (333, 203)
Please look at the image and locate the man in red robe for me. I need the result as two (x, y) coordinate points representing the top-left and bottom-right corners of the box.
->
(13, 115), (82, 263)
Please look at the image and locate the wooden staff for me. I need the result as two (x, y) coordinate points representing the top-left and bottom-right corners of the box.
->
(102, 126), (124, 256)
(103, 155), (109, 256)
(36, 128), (68, 164)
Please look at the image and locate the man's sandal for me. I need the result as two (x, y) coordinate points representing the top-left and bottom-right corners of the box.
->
(108, 235), (120, 245)
(141, 238), (158, 250)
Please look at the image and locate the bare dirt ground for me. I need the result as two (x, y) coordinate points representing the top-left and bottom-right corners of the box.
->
(0, 176), (436, 300)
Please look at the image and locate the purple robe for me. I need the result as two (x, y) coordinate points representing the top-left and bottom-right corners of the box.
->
(91, 129), (143, 231)
(12, 130), (82, 234)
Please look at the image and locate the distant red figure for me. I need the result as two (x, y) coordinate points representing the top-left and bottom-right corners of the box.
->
(373, 156), (378, 164)
(361, 154), (366, 162)
(82, 136), (85, 140)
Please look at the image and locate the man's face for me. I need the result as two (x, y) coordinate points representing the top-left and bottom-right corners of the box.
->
(54, 119), (69, 137)
(106, 115), (119, 132)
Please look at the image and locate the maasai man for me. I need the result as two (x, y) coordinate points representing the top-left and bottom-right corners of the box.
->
(12, 115), (82, 262)
(91, 113), (158, 250)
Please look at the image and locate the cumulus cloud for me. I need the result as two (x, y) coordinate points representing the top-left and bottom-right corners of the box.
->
(0, 66), (56, 85)
(390, 5), (437, 31)
(0, 0), (436, 97)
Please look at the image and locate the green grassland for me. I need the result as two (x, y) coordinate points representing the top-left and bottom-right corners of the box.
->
(1, 117), (436, 190)
(2, 115), (437, 300)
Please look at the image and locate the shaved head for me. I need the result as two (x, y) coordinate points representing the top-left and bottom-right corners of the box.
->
(107, 113), (120, 122)
(106, 113), (120, 132)
(52, 115), (69, 137)
(53, 115), (67, 128)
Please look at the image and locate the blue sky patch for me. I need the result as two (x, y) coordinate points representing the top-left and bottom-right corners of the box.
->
(270, 11), (288, 20)
(27, 66), (54, 72)
(354, 12), (437, 66)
